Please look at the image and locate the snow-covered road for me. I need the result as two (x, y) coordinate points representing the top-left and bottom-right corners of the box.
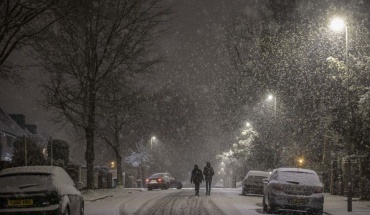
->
(84, 187), (370, 215)
(84, 188), (263, 215)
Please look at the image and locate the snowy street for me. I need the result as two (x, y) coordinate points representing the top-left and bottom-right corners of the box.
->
(84, 188), (262, 215)
(83, 187), (370, 215)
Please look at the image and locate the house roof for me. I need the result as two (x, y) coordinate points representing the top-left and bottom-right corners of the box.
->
(0, 107), (31, 137)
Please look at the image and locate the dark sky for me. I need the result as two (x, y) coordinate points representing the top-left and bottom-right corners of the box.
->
(0, 0), (251, 167)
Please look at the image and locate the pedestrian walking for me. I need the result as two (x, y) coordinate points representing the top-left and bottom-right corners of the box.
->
(191, 164), (204, 196)
(203, 162), (215, 195)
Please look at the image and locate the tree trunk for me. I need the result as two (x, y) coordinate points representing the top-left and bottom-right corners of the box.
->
(116, 153), (123, 186)
(85, 101), (96, 189)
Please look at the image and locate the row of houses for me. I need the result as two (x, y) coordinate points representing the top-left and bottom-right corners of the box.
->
(0, 107), (42, 163)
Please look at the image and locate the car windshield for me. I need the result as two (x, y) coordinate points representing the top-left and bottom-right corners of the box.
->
(278, 171), (321, 185)
(247, 176), (267, 183)
(0, 173), (52, 189)
(150, 173), (165, 178)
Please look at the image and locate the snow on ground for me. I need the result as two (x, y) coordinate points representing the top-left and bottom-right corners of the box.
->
(82, 187), (370, 215)
(324, 193), (370, 215)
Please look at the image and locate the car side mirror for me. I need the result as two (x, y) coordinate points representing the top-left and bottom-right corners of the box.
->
(262, 178), (269, 184)
(75, 182), (84, 190)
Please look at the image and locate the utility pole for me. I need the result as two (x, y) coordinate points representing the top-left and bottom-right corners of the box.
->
(50, 137), (53, 166)
(24, 135), (27, 166)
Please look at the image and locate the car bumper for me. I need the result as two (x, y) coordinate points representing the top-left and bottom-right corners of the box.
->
(243, 185), (264, 194)
(147, 183), (165, 189)
(0, 204), (60, 214)
(269, 193), (324, 212)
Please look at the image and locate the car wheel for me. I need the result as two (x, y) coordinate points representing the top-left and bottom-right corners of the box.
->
(177, 183), (182, 189)
(262, 196), (267, 212)
(166, 182), (170, 189)
(80, 201), (84, 215)
(148, 187), (152, 191)
(63, 206), (70, 215)
(308, 210), (323, 215)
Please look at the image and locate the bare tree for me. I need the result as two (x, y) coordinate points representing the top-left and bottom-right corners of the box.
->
(0, 0), (69, 83)
(97, 85), (146, 186)
(32, 0), (172, 189)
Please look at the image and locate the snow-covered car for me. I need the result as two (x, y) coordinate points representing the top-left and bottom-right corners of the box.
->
(214, 182), (224, 188)
(146, 173), (182, 190)
(0, 166), (84, 215)
(262, 168), (324, 214)
(242, 170), (270, 195)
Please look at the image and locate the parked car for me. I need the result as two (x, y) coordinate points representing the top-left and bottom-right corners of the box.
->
(146, 172), (182, 190)
(0, 166), (84, 215)
(242, 170), (270, 195)
(262, 168), (324, 215)
(214, 181), (224, 188)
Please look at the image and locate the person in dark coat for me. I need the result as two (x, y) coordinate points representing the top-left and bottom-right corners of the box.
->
(191, 164), (204, 196)
(203, 162), (215, 195)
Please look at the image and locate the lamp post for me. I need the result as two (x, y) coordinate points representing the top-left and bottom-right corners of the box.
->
(267, 94), (277, 167)
(150, 136), (156, 149)
(329, 16), (352, 212)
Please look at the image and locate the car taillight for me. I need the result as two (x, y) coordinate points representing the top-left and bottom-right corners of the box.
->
(272, 183), (282, 190)
(314, 187), (323, 193)
(158, 178), (162, 182)
(146, 179), (149, 183)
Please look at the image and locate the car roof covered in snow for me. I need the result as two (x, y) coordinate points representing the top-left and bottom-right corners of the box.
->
(0, 165), (62, 176)
(276, 168), (317, 174)
(0, 166), (80, 196)
(246, 170), (270, 177)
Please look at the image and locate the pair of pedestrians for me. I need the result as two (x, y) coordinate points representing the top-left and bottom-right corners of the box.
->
(190, 162), (215, 196)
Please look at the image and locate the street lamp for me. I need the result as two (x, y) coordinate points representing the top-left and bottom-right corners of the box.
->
(298, 157), (304, 167)
(267, 94), (277, 166)
(266, 94), (277, 122)
(150, 136), (156, 149)
(329, 17), (348, 66)
(329, 16), (352, 212)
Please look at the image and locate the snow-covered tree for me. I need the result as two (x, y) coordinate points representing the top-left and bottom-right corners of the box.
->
(125, 140), (151, 187)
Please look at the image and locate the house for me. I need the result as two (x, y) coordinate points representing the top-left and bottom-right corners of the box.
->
(0, 108), (35, 161)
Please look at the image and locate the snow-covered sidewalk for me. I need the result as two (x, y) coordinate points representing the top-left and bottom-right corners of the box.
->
(324, 193), (370, 215)
(81, 186), (146, 201)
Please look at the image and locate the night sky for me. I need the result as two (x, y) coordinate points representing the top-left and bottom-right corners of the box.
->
(0, 0), (252, 176)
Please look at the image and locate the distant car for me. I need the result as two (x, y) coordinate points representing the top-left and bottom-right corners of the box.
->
(262, 168), (324, 215)
(242, 170), (270, 195)
(146, 173), (182, 190)
(214, 182), (224, 188)
(0, 166), (84, 215)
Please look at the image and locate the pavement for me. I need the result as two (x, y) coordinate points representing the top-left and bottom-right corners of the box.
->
(324, 193), (370, 215)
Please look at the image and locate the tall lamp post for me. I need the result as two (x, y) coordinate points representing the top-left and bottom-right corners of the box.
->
(329, 16), (352, 212)
(150, 136), (156, 149)
(267, 94), (277, 167)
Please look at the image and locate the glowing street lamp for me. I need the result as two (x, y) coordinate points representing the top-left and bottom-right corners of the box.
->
(150, 136), (156, 149)
(329, 17), (348, 66)
(330, 17), (346, 32)
(329, 16), (352, 212)
(266, 94), (277, 121)
(111, 161), (115, 169)
(298, 158), (304, 167)
(267, 94), (278, 166)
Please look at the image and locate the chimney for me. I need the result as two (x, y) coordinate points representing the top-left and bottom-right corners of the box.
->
(9, 114), (26, 129)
